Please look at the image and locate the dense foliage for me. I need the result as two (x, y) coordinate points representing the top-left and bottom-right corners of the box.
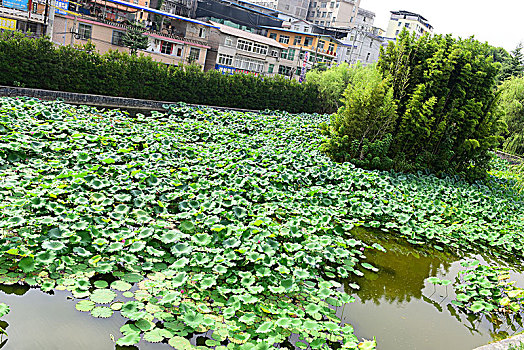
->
(322, 32), (505, 179)
(2, 98), (524, 348)
(305, 63), (354, 114)
(320, 65), (397, 170)
(498, 76), (524, 155)
(498, 44), (524, 82)
(0, 31), (323, 113)
(122, 23), (149, 56)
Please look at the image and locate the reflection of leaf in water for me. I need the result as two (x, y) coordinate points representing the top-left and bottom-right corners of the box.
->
(0, 339), (7, 349)
(422, 295), (443, 314)
(0, 284), (29, 296)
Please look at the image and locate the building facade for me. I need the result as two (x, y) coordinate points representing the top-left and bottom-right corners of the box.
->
(335, 28), (382, 66)
(238, 0), (309, 20)
(306, 0), (360, 28)
(51, 0), (212, 66)
(263, 26), (339, 78)
(384, 10), (433, 41)
(0, 0), (47, 36)
(204, 21), (286, 75)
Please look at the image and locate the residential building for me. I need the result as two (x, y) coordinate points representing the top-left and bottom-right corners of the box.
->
(0, 0), (47, 36)
(353, 7), (373, 32)
(263, 26), (340, 78)
(384, 10), (433, 41)
(336, 28), (383, 66)
(51, 0), (212, 66)
(306, 0), (361, 28)
(204, 21), (286, 75)
(238, 0), (310, 20)
(149, 0), (197, 18)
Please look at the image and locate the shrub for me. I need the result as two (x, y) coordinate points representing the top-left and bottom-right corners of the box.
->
(321, 64), (397, 170)
(0, 31), (325, 113)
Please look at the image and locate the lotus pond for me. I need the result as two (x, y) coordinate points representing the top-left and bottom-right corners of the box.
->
(1, 97), (524, 349)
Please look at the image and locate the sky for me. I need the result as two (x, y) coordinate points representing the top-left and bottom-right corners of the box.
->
(364, 0), (522, 52)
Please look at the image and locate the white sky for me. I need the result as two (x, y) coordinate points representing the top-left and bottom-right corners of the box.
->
(364, 0), (522, 52)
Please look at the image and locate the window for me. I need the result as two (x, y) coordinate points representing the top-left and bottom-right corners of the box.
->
(237, 39), (253, 52)
(405, 23), (410, 28)
(233, 56), (265, 72)
(335, 1), (339, 7)
(189, 47), (200, 62)
(278, 35), (290, 44)
(320, 2), (326, 8)
(398, 21), (402, 26)
(293, 25), (300, 31)
(111, 30), (125, 46)
(346, 48), (350, 54)
(363, 17), (366, 22)
(395, 30), (400, 36)
(217, 53), (234, 66)
(293, 36), (302, 45)
(330, 1), (334, 7)
(270, 49), (279, 57)
(280, 49), (288, 59)
(278, 65), (292, 76)
(176, 47), (183, 56)
(253, 43), (268, 55)
(310, 11), (315, 17)
(32, 2), (38, 13)
(366, 52), (370, 61)
(317, 40), (325, 49)
(161, 41), (173, 54)
(303, 26), (310, 32)
(269, 33), (277, 40)
(287, 48), (295, 60)
(327, 43), (334, 53)
(199, 28), (206, 38)
(268, 64), (274, 73)
(321, 12), (326, 17)
(304, 37), (313, 46)
(225, 36), (233, 47)
(369, 39), (373, 48)
(78, 23), (92, 40)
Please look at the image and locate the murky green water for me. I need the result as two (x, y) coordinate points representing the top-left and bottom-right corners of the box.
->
(343, 228), (524, 350)
(0, 229), (523, 349)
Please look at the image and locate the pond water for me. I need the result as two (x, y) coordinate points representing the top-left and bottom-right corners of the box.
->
(0, 229), (523, 350)
(342, 228), (524, 350)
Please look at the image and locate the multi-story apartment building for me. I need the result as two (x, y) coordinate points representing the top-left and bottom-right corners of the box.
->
(51, 0), (213, 66)
(263, 26), (339, 78)
(235, 0), (309, 20)
(306, 0), (360, 28)
(204, 21), (286, 75)
(0, 0), (47, 36)
(336, 28), (383, 66)
(353, 7), (373, 32)
(384, 10), (433, 41)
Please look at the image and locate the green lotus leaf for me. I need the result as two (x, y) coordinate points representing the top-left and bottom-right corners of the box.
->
(179, 220), (195, 233)
(42, 241), (65, 251)
(111, 280), (132, 291)
(18, 257), (35, 273)
(168, 336), (191, 349)
(0, 303), (9, 317)
(135, 318), (154, 332)
(90, 306), (113, 318)
(122, 273), (143, 283)
(143, 328), (165, 343)
(90, 289), (116, 304)
(256, 321), (273, 333)
(192, 233), (212, 246)
(116, 332), (141, 346)
(183, 310), (204, 329)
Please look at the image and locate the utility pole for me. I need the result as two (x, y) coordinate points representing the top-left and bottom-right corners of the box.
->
(46, 0), (56, 37)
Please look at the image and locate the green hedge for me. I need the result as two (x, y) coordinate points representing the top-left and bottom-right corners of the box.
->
(0, 32), (325, 113)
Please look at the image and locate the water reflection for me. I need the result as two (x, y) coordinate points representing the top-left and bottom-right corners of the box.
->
(349, 228), (457, 305)
(342, 228), (524, 350)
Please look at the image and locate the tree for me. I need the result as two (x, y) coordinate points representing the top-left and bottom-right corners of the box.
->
(377, 31), (505, 179)
(122, 23), (149, 56)
(305, 62), (355, 113)
(499, 43), (524, 81)
(321, 64), (397, 170)
(498, 76), (524, 155)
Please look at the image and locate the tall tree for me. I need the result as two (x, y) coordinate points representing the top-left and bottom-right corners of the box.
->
(122, 23), (149, 56)
(499, 43), (524, 81)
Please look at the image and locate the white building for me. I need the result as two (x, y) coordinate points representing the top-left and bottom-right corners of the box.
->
(306, 0), (361, 28)
(384, 10), (433, 41)
(336, 28), (383, 66)
(240, 0), (310, 20)
(353, 7), (374, 32)
(205, 21), (289, 76)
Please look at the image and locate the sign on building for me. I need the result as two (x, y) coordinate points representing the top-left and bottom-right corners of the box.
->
(1, 0), (28, 11)
(0, 17), (16, 31)
(55, 0), (69, 14)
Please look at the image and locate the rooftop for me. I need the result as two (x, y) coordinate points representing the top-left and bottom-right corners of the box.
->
(391, 10), (429, 22)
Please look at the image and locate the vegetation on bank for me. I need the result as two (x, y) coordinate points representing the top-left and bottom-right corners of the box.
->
(0, 31), (324, 113)
(319, 32), (504, 180)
